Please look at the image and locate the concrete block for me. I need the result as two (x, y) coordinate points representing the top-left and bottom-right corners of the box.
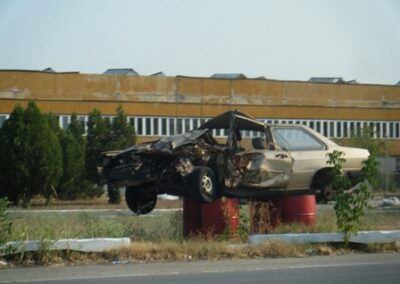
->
(248, 230), (400, 245)
(0, 238), (130, 255)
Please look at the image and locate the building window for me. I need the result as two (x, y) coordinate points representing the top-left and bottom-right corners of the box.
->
(184, 118), (191, 132)
(153, 118), (159, 135)
(128, 117), (135, 127)
(336, 121), (342, 138)
(176, 118), (183, 134)
(316, 121), (321, 133)
(37, 114), (398, 141)
(342, 122), (347, 138)
(169, 118), (175, 135)
(383, 123), (387, 138)
(61, 116), (70, 129)
(161, 118), (167, 135)
(144, 118), (150, 136)
(322, 121), (328, 136)
(309, 121), (314, 130)
(0, 115), (8, 128)
(136, 118), (143, 135)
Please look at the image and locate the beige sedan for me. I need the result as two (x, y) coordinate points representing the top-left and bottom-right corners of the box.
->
(103, 110), (369, 214)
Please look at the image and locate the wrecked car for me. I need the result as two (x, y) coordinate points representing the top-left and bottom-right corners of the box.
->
(102, 110), (369, 214)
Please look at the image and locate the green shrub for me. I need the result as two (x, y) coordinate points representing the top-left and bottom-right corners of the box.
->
(327, 150), (379, 245)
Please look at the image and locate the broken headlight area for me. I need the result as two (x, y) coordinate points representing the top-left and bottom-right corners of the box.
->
(223, 153), (251, 188)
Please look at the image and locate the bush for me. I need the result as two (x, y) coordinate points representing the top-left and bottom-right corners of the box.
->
(327, 150), (379, 245)
(0, 102), (62, 206)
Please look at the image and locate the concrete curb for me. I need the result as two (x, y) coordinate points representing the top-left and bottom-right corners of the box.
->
(248, 230), (400, 245)
(0, 238), (130, 255)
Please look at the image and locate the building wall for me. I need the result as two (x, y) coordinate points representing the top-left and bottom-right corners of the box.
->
(1, 70), (399, 153)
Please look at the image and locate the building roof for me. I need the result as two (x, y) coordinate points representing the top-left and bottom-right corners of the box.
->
(150, 71), (166, 77)
(103, 68), (139, 76)
(42, 67), (55, 73)
(308, 77), (346, 84)
(210, 73), (247, 79)
(255, 76), (267, 80)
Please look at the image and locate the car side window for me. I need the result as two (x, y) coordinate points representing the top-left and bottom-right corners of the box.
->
(272, 127), (325, 151)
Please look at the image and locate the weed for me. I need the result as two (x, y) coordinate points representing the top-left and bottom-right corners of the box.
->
(237, 204), (250, 241)
(249, 200), (281, 234)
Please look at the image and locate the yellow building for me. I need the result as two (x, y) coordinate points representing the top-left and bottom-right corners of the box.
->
(0, 70), (399, 154)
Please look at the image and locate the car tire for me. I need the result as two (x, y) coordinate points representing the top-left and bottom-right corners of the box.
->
(191, 166), (217, 203)
(125, 186), (157, 215)
(313, 171), (335, 204)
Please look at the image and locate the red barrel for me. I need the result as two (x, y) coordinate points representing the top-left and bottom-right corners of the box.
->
(183, 198), (202, 238)
(281, 194), (316, 226)
(201, 198), (239, 236)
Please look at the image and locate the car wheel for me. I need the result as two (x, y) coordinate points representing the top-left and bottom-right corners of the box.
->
(313, 173), (335, 204)
(125, 186), (157, 215)
(320, 183), (336, 203)
(191, 167), (217, 203)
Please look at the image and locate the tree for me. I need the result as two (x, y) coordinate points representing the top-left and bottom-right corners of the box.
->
(0, 102), (62, 206)
(22, 102), (62, 205)
(105, 107), (136, 204)
(85, 109), (110, 198)
(85, 107), (136, 204)
(56, 115), (88, 200)
(107, 106), (136, 150)
(0, 105), (27, 204)
(85, 109), (108, 184)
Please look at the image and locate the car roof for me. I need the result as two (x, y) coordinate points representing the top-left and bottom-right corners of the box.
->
(199, 110), (266, 132)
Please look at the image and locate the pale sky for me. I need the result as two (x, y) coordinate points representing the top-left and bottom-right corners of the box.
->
(0, 0), (399, 85)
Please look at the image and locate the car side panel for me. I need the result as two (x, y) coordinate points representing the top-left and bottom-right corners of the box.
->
(240, 150), (293, 188)
(286, 150), (330, 190)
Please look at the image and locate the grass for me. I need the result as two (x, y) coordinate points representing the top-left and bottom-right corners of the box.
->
(6, 204), (400, 242)
(27, 196), (182, 210)
(1, 203), (400, 267)
(4, 240), (398, 267)
(8, 210), (183, 242)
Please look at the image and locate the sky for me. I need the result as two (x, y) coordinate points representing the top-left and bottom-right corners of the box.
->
(0, 0), (399, 85)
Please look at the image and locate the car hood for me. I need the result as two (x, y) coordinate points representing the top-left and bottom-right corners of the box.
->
(116, 129), (210, 155)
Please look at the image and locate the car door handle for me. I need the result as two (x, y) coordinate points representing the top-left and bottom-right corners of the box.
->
(275, 154), (288, 159)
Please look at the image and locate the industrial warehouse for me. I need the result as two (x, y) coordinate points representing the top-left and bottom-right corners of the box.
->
(0, 69), (399, 158)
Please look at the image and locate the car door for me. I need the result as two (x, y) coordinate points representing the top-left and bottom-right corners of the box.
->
(270, 126), (328, 190)
(241, 129), (293, 189)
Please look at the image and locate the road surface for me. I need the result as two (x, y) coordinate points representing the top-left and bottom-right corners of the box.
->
(1, 253), (399, 284)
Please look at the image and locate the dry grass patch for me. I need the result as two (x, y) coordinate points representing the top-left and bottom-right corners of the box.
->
(3, 241), (400, 267)
(103, 240), (304, 263)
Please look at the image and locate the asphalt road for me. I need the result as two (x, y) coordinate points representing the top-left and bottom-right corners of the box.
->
(1, 253), (399, 284)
